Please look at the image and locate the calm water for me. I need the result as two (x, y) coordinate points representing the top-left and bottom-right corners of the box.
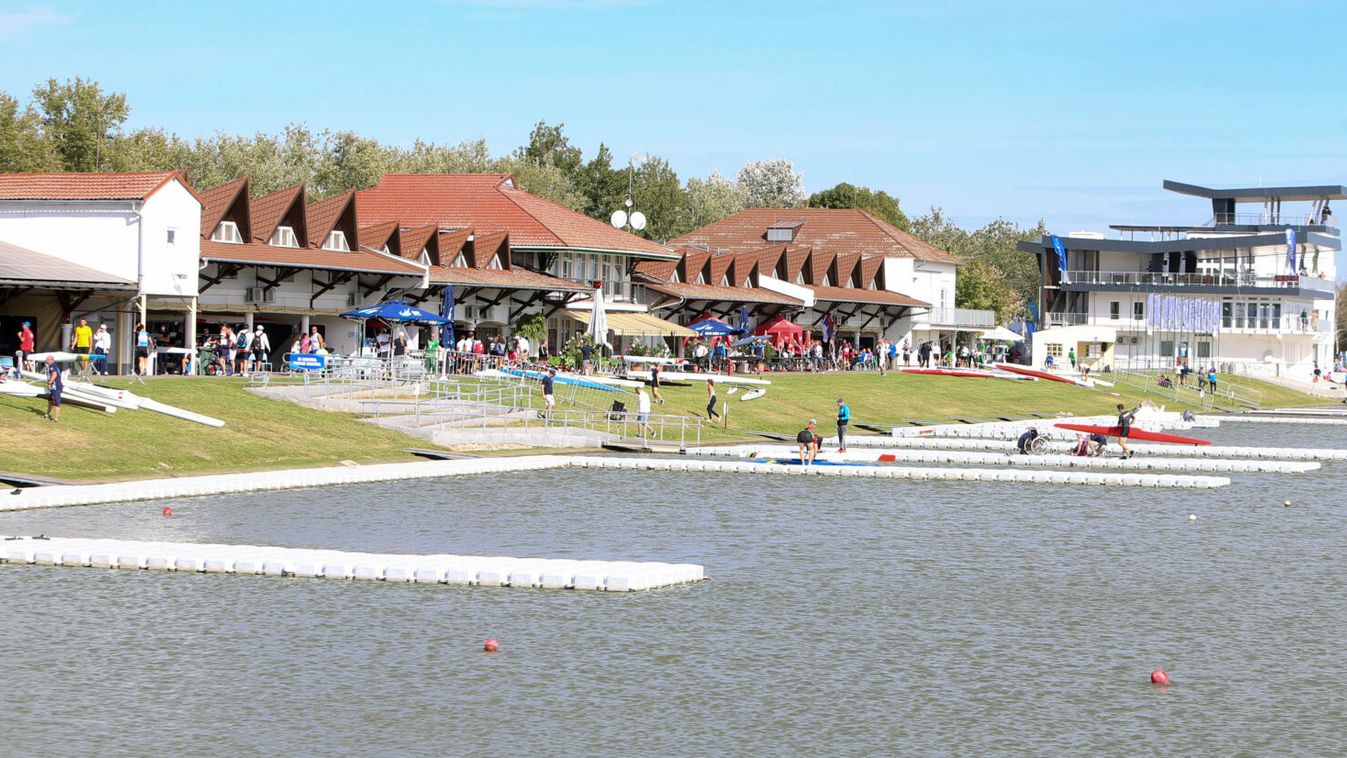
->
(2, 422), (1345, 756)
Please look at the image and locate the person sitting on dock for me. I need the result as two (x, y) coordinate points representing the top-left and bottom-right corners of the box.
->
(797, 419), (818, 466)
(1016, 426), (1039, 454)
(1116, 403), (1138, 459)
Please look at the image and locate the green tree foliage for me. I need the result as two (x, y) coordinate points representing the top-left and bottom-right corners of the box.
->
(680, 170), (746, 235)
(30, 77), (129, 172)
(492, 153), (587, 211)
(627, 155), (683, 242)
(0, 91), (56, 172)
(912, 207), (1047, 322)
(738, 159), (805, 208)
(575, 143), (627, 218)
(807, 182), (910, 231)
(519, 120), (582, 177)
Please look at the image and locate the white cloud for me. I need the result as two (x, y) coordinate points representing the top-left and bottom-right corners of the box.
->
(0, 5), (74, 39)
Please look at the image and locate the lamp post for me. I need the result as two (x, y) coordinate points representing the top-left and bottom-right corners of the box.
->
(609, 154), (648, 235)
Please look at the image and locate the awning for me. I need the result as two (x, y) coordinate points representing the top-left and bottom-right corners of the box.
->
(565, 309), (696, 337)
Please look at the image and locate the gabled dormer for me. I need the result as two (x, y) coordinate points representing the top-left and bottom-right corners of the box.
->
(765, 219), (803, 243)
(471, 231), (510, 270)
(438, 229), (473, 269)
(400, 224), (439, 267)
(808, 250), (831, 287)
(680, 250), (710, 286)
(251, 183), (308, 248)
(200, 177), (251, 244)
(308, 190), (358, 252)
(859, 255), (883, 290)
(359, 220), (399, 257)
(834, 252), (862, 289)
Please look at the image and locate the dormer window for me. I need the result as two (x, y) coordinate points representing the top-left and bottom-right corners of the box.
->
(695, 269), (706, 285)
(269, 225), (299, 248)
(487, 253), (504, 270)
(820, 272), (831, 287)
(322, 230), (349, 251)
(418, 250), (431, 266)
(211, 220), (242, 244)
(452, 251), (468, 268)
(669, 270), (680, 284)
(720, 274), (730, 286)
(766, 220), (803, 243)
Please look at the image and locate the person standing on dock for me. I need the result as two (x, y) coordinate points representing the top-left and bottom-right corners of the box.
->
(43, 354), (62, 422)
(836, 397), (851, 452)
(705, 378), (721, 422)
(797, 419), (818, 466)
(1116, 403), (1137, 459)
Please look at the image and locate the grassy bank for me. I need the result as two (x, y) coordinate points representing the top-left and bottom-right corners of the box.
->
(639, 370), (1324, 440)
(0, 377), (428, 481)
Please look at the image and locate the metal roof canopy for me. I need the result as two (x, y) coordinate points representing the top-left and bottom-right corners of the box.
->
(1164, 180), (1347, 203)
(0, 239), (137, 290)
(564, 309), (697, 337)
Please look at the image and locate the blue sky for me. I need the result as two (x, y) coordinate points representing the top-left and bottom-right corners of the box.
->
(2, 0), (1345, 236)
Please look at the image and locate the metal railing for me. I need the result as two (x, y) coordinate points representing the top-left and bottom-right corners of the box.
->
(1109, 367), (1262, 410)
(914, 308), (997, 328)
(1044, 312), (1091, 327)
(1207, 212), (1322, 227)
(1062, 270), (1336, 293)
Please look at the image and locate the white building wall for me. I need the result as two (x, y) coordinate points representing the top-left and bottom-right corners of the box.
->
(138, 182), (203, 296)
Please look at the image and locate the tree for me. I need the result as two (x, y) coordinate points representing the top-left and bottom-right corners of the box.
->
(0, 91), (56, 172)
(313, 130), (390, 198)
(680, 170), (745, 233)
(30, 77), (129, 172)
(807, 181), (910, 231)
(575, 143), (627, 219)
(106, 127), (191, 173)
(627, 155), (682, 242)
(518, 120), (582, 177)
(738, 159), (804, 208)
(955, 259), (1024, 323)
(912, 207), (1046, 317)
(390, 138), (492, 174)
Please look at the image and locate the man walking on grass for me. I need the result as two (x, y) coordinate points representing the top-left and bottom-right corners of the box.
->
(43, 355), (62, 422)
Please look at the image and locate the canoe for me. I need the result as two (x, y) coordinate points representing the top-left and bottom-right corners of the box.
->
(740, 388), (766, 401)
(995, 363), (1088, 386)
(1054, 422), (1211, 445)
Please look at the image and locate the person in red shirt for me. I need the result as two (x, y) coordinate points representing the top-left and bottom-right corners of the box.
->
(17, 321), (35, 373)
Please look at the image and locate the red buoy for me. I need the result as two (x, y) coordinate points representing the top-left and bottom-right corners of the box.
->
(161, 507), (173, 517)
(483, 638), (499, 653)
(1150, 669), (1169, 685)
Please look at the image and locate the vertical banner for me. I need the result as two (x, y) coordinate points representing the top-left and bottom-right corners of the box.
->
(1285, 227), (1298, 273)
(441, 284), (456, 348)
(1051, 235), (1068, 278)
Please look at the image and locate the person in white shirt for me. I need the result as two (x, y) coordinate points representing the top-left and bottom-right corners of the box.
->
(92, 324), (112, 375)
(636, 385), (653, 437)
(516, 334), (530, 362)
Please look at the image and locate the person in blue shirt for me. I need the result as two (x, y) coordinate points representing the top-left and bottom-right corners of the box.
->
(836, 397), (851, 452)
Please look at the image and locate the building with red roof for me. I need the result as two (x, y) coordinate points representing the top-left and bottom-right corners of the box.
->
(0, 171), (203, 366)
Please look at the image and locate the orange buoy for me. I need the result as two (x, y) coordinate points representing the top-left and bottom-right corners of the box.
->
(483, 638), (499, 653)
(161, 507), (173, 517)
(1150, 669), (1169, 685)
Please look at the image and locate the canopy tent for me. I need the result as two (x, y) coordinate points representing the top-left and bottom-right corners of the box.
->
(980, 326), (1025, 342)
(754, 314), (805, 347)
(687, 317), (738, 336)
(340, 300), (449, 324)
(564, 310), (697, 338)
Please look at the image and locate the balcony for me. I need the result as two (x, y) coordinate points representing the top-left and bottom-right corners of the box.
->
(1044, 312), (1091, 327)
(914, 307), (997, 328)
(1045, 312), (1332, 335)
(1060, 270), (1337, 296)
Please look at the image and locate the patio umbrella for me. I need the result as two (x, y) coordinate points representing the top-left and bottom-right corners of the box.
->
(340, 300), (449, 324)
(687, 317), (737, 336)
(586, 285), (610, 349)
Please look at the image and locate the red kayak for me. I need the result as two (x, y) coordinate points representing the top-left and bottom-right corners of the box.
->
(900, 368), (999, 378)
(994, 363), (1083, 386)
(1054, 422), (1211, 445)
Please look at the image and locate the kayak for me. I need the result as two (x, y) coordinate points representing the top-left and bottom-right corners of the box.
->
(900, 368), (1001, 378)
(995, 363), (1086, 386)
(744, 458), (867, 467)
(1054, 422), (1211, 445)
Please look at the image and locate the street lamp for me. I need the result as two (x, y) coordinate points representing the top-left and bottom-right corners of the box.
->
(610, 154), (647, 233)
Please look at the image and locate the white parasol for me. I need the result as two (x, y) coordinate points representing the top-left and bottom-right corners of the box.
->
(586, 283), (611, 349)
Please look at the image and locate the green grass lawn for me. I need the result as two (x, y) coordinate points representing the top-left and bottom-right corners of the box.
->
(0, 377), (429, 481)
(639, 370), (1326, 440)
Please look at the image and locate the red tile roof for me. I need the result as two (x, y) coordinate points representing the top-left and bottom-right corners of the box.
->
(306, 190), (356, 248)
(429, 265), (592, 292)
(250, 184), (307, 245)
(645, 281), (805, 306)
(0, 170), (200, 202)
(357, 174), (676, 258)
(201, 240), (425, 275)
(671, 208), (961, 264)
(809, 285), (927, 307)
(398, 224), (439, 263)
(357, 220), (400, 255)
(198, 177), (249, 239)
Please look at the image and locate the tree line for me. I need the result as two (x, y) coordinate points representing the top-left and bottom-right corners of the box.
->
(0, 77), (1044, 321)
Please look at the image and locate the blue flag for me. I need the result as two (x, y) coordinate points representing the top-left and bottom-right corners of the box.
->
(1285, 227), (1297, 272)
(1051, 235), (1068, 274)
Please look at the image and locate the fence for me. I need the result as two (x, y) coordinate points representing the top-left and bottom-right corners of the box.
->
(1109, 368), (1262, 411)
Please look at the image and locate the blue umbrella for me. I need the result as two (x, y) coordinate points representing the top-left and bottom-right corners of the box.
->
(687, 317), (736, 336)
(341, 300), (449, 324)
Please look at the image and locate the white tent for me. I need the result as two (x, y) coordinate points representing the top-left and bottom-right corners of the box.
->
(980, 326), (1025, 342)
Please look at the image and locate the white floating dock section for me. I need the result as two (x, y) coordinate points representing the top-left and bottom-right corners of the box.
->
(0, 537), (704, 592)
(566, 456), (1229, 488)
(842, 435), (1347, 461)
(885, 416), (1207, 441)
(687, 445), (1319, 474)
(1197, 415), (1347, 426)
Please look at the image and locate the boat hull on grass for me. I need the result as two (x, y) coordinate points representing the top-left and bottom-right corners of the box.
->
(1054, 422), (1211, 445)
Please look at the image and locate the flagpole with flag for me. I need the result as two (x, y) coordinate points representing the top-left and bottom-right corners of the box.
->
(441, 284), (456, 349)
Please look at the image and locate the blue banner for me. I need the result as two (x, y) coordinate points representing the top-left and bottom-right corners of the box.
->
(1285, 227), (1297, 272)
(441, 284), (455, 347)
(1050, 235), (1068, 273)
(288, 353), (327, 371)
